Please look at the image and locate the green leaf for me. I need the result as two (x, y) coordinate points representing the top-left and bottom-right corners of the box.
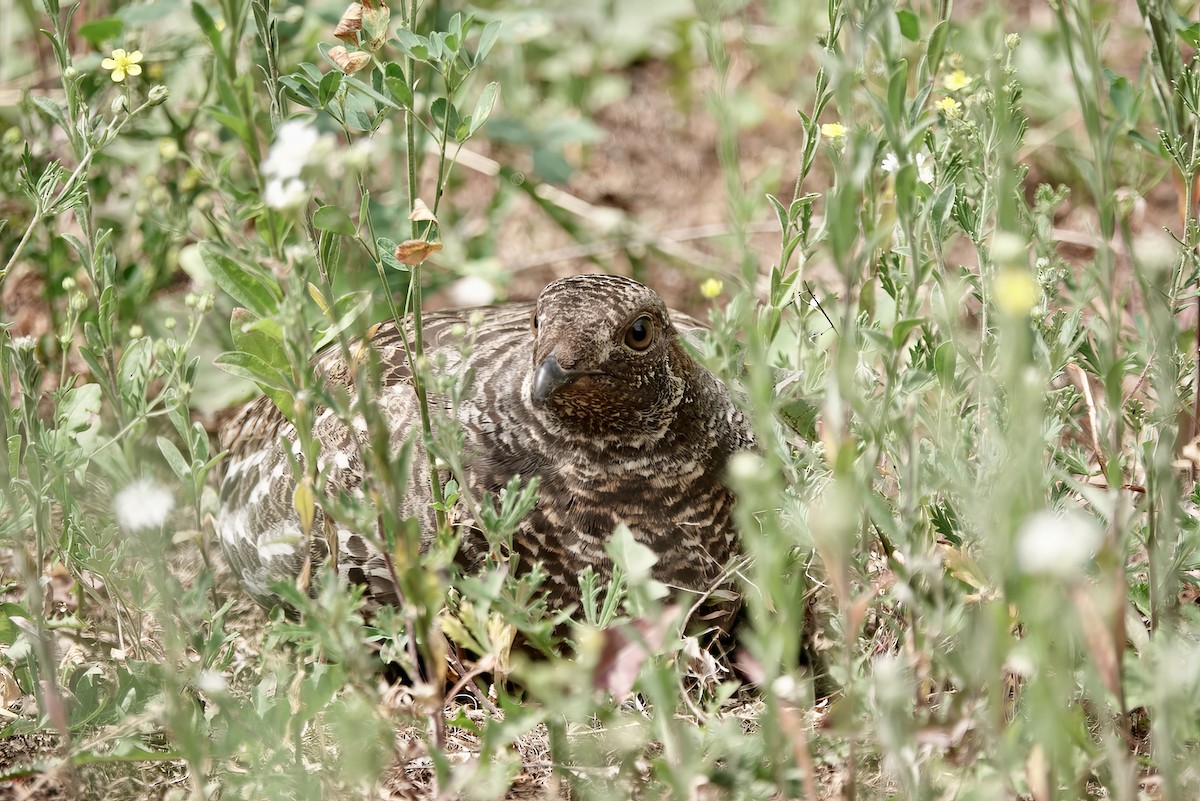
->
(929, 183), (957, 241)
(377, 237), (409, 272)
(430, 98), (462, 141)
(468, 82), (500, 136)
(318, 69), (343, 107)
(345, 75), (401, 110)
(56, 383), (102, 454)
(213, 351), (291, 393)
(891, 318), (923, 348)
(157, 436), (190, 481)
(394, 28), (430, 61)
(30, 96), (67, 132)
(382, 63), (413, 107)
(606, 524), (658, 583)
(474, 20), (502, 65)
(1179, 22), (1200, 49)
(887, 59), (909, 122)
(230, 308), (289, 373)
(926, 20), (948, 76)
(117, 338), (153, 409)
(58, 384), (102, 435)
(0, 603), (28, 647)
(896, 10), (919, 41)
(200, 244), (282, 318)
(79, 17), (124, 45)
(279, 74), (320, 108)
(313, 204), (356, 236)
(934, 341), (957, 388)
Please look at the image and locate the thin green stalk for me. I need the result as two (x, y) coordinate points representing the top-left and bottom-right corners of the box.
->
(399, 1), (448, 536)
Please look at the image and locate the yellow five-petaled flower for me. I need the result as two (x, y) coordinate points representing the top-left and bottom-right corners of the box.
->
(101, 49), (143, 83)
(934, 97), (962, 116)
(942, 69), (972, 92)
(819, 122), (848, 139)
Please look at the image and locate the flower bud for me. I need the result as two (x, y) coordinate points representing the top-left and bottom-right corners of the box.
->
(148, 85), (169, 106)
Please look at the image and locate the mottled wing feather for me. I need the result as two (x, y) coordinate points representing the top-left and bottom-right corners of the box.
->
(215, 278), (751, 634)
(216, 304), (535, 607)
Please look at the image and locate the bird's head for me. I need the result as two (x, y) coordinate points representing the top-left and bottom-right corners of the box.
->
(528, 275), (690, 442)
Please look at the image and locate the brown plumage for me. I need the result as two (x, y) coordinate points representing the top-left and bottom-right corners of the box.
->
(215, 274), (754, 632)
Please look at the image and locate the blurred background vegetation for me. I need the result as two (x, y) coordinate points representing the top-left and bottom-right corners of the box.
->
(2, 0), (1200, 798)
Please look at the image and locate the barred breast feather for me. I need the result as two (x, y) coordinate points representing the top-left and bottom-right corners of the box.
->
(215, 274), (755, 632)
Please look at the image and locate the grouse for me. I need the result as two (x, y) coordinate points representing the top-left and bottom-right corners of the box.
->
(215, 274), (754, 632)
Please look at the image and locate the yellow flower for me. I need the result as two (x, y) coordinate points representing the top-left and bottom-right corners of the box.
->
(699, 278), (724, 299)
(101, 48), (143, 82)
(934, 97), (962, 116)
(994, 268), (1039, 316)
(943, 69), (972, 92)
(820, 122), (848, 139)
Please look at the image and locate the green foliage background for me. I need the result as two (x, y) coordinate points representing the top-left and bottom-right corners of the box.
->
(2, 0), (1200, 798)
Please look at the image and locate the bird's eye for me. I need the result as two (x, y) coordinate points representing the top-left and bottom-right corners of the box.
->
(624, 316), (654, 351)
(531, 312), (539, 332)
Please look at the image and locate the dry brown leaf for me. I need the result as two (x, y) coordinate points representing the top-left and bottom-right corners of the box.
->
(409, 198), (438, 224)
(333, 3), (362, 42)
(394, 239), (443, 265)
(327, 45), (371, 75)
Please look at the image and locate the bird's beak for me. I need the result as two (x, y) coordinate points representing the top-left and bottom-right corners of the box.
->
(532, 354), (579, 403)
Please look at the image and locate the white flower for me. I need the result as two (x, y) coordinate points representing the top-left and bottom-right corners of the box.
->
(261, 120), (320, 180)
(727, 452), (763, 482)
(114, 479), (174, 532)
(915, 153), (934, 184)
(264, 177), (309, 211)
(881, 151), (934, 184)
(1016, 510), (1102, 578)
(196, 670), (228, 694)
(447, 275), (496, 307)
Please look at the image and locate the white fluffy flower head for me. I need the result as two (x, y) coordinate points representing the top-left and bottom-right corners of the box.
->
(1016, 509), (1102, 579)
(261, 120), (321, 180)
(114, 479), (174, 532)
